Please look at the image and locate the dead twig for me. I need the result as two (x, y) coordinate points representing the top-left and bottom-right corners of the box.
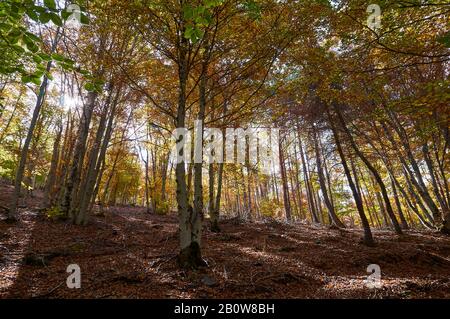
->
(32, 281), (65, 299)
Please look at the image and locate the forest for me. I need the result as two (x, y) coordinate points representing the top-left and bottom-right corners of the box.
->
(0, 0), (449, 300)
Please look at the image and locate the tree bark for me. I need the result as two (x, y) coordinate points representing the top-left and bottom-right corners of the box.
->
(77, 86), (114, 220)
(62, 90), (98, 224)
(0, 90), (23, 145)
(176, 33), (204, 269)
(333, 104), (403, 234)
(297, 127), (319, 223)
(43, 122), (63, 209)
(9, 28), (61, 220)
(279, 135), (292, 222)
(328, 109), (373, 244)
(312, 125), (344, 228)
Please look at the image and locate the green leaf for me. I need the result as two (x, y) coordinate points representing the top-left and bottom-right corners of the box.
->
(21, 73), (43, 86)
(50, 13), (63, 27)
(12, 44), (25, 54)
(51, 53), (65, 62)
(39, 12), (51, 24)
(84, 82), (96, 92)
(184, 25), (194, 40)
(21, 75), (32, 84)
(46, 71), (54, 81)
(80, 13), (89, 25)
(34, 6), (47, 14)
(32, 55), (42, 64)
(23, 36), (39, 53)
(437, 31), (450, 48)
(79, 69), (91, 76)
(31, 76), (42, 85)
(183, 5), (194, 20)
(44, 0), (57, 10)
(61, 9), (71, 21)
(33, 69), (45, 78)
(38, 53), (52, 61)
(194, 16), (209, 26)
(7, 28), (22, 38)
(26, 9), (40, 22)
(0, 23), (11, 32)
(24, 32), (40, 42)
(243, 0), (261, 20)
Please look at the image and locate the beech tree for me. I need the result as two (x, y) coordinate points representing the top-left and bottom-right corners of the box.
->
(1, 0), (448, 276)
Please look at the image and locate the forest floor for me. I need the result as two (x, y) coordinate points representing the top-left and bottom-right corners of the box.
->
(1, 184), (450, 299)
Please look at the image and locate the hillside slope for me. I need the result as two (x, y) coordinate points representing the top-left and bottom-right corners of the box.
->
(1, 184), (449, 299)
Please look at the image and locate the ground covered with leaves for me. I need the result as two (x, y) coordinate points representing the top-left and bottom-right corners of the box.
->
(1, 184), (449, 299)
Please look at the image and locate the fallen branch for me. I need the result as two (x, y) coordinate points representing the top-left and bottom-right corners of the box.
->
(32, 281), (65, 299)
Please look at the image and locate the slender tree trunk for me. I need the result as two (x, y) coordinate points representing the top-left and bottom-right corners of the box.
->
(381, 121), (441, 227)
(246, 166), (252, 217)
(10, 73), (50, 217)
(312, 126), (344, 228)
(328, 110), (373, 244)
(90, 95), (124, 211)
(208, 163), (215, 215)
(402, 165), (435, 226)
(292, 142), (305, 219)
(211, 161), (223, 232)
(390, 175), (409, 229)
(161, 152), (170, 200)
(241, 167), (249, 218)
(423, 142), (448, 210)
(392, 173), (433, 229)
(334, 105), (402, 234)
(43, 123), (63, 209)
(9, 28), (61, 220)
(77, 87), (113, 221)
(144, 149), (150, 213)
(279, 135), (292, 221)
(297, 129), (319, 223)
(432, 139), (450, 207)
(62, 90), (99, 225)
(210, 100), (227, 231)
(287, 150), (300, 218)
(0, 91), (23, 144)
(56, 115), (75, 206)
(190, 52), (208, 266)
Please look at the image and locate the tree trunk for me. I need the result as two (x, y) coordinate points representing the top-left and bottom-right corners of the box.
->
(9, 28), (61, 220)
(279, 135), (292, 222)
(77, 87), (113, 221)
(0, 90), (23, 144)
(43, 123), (63, 209)
(211, 161), (224, 232)
(10, 74), (50, 218)
(382, 120), (441, 227)
(312, 125), (344, 228)
(423, 142), (448, 211)
(144, 149), (151, 213)
(334, 105), (403, 234)
(390, 175), (409, 229)
(62, 90), (99, 225)
(91, 96), (126, 211)
(176, 34), (204, 269)
(297, 128), (319, 223)
(328, 109), (373, 244)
